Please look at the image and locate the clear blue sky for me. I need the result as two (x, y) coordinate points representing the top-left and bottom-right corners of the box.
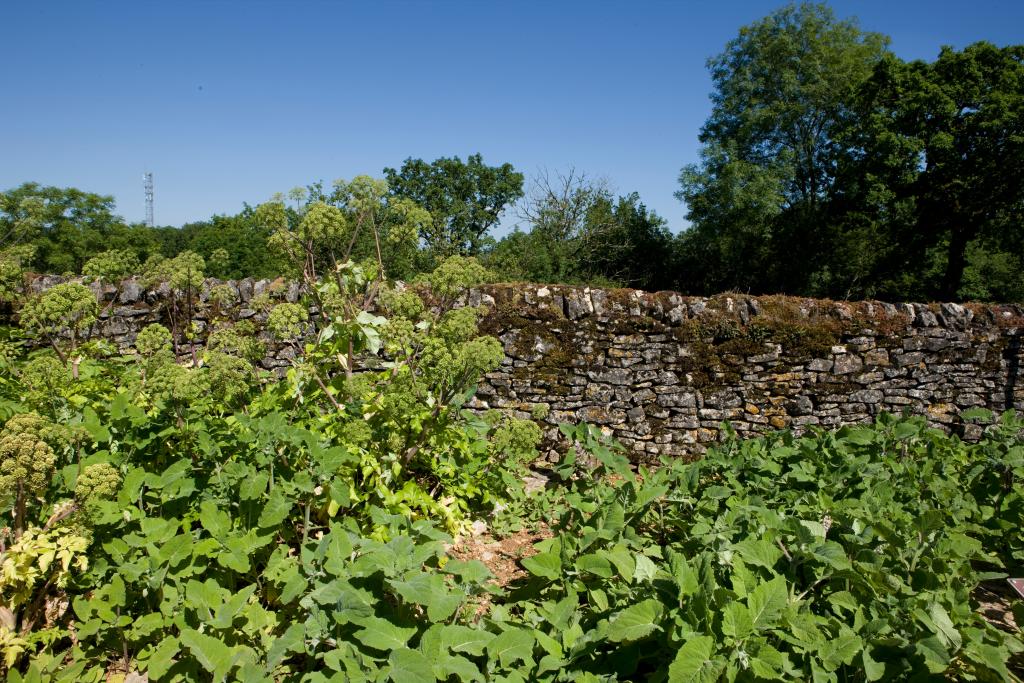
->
(3, 1), (1022, 233)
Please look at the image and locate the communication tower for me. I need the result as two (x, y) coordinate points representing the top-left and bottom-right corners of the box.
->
(143, 172), (154, 227)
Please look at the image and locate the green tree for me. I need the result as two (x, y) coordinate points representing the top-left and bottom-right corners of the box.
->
(580, 192), (673, 291)
(169, 209), (286, 279)
(488, 170), (608, 284)
(487, 171), (672, 291)
(855, 43), (1024, 300)
(384, 154), (524, 257)
(0, 184), (137, 274)
(676, 3), (889, 295)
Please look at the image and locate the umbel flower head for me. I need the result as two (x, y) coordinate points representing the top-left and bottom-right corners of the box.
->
(75, 463), (122, 503)
(0, 414), (57, 496)
(267, 303), (308, 341)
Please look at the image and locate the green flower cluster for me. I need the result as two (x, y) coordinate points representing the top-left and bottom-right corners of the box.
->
(17, 355), (72, 413)
(0, 414), (57, 496)
(425, 255), (491, 301)
(267, 303), (308, 341)
(203, 351), (254, 405)
(298, 202), (349, 244)
(142, 251), (205, 291)
(207, 321), (265, 364)
(134, 323), (172, 358)
(0, 340), (20, 364)
(416, 305), (504, 394)
(208, 283), (236, 309)
(380, 286), (426, 321)
(18, 283), (98, 338)
(146, 363), (209, 405)
(74, 463), (122, 503)
(81, 249), (139, 284)
(483, 411), (543, 466)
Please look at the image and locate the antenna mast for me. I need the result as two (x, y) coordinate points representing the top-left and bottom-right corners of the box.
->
(143, 172), (154, 227)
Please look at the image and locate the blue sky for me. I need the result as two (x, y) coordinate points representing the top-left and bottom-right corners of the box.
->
(2, 1), (1022, 233)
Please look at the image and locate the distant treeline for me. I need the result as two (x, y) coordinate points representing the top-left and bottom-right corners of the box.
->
(1, 4), (1021, 302)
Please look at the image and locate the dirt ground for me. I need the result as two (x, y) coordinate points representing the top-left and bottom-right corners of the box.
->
(448, 523), (553, 589)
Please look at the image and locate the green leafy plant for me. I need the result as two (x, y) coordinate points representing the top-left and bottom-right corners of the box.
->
(18, 283), (98, 366)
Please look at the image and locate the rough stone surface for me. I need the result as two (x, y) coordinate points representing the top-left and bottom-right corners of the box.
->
(472, 284), (1024, 461)
(20, 276), (1024, 461)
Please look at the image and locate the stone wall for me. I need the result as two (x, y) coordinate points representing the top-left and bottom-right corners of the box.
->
(21, 276), (1024, 460)
(472, 285), (1024, 460)
(24, 274), (303, 373)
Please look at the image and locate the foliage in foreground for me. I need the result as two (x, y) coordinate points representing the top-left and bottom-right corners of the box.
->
(0, 237), (1023, 680)
(1, 379), (1022, 681)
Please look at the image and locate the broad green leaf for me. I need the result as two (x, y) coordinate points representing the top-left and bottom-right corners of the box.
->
(267, 623), (306, 669)
(733, 538), (782, 570)
(914, 635), (950, 673)
(443, 559), (492, 584)
(279, 567), (308, 605)
(960, 407), (993, 422)
(210, 585), (256, 629)
(844, 428), (876, 445)
(186, 580), (226, 621)
(721, 602), (753, 640)
(353, 617), (416, 652)
(145, 637), (180, 680)
(928, 603), (962, 651)
(963, 642), (1013, 681)
(199, 500), (231, 539)
(635, 483), (669, 508)
(668, 550), (699, 597)
(180, 628), (235, 679)
(747, 577), (787, 630)
(387, 648), (433, 683)
(892, 421), (920, 440)
(749, 643), (786, 680)
(862, 647), (885, 681)
(238, 471), (269, 500)
(605, 599), (663, 642)
(810, 541), (850, 570)
(634, 554), (658, 583)
(521, 552), (561, 580)
(486, 628), (535, 668)
(258, 492), (292, 529)
(130, 612), (165, 639)
(600, 503), (625, 535)
(324, 529), (354, 575)
(441, 624), (495, 656)
(438, 654), (483, 682)
(576, 553), (613, 578)
(603, 545), (636, 582)
(390, 573), (462, 621)
(545, 593), (580, 630)
(826, 590), (858, 614)
(819, 630), (863, 671)
(534, 630), (563, 658)
(668, 636), (724, 683)
(218, 535), (252, 573)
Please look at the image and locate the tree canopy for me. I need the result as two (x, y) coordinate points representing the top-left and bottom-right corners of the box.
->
(384, 154), (524, 257)
(676, 3), (891, 296)
(675, 3), (1024, 302)
(0, 183), (159, 275)
(2, 4), (1022, 304)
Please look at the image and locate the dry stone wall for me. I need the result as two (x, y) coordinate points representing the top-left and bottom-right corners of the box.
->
(21, 276), (1024, 460)
(472, 284), (1024, 460)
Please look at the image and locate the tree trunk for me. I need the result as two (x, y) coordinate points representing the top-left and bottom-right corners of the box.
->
(942, 227), (970, 301)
